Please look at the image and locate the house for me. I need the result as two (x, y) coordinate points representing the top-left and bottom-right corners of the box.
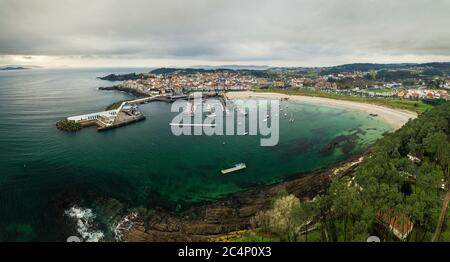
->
(407, 153), (421, 163)
(396, 91), (406, 98)
(376, 211), (414, 241)
(442, 79), (450, 89)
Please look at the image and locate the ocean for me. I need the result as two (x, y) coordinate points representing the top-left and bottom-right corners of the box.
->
(0, 68), (392, 241)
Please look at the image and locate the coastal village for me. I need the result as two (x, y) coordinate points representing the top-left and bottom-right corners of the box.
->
(104, 66), (450, 100)
(57, 64), (450, 132)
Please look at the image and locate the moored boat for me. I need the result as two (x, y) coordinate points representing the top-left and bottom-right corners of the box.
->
(221, 163), (246, 174)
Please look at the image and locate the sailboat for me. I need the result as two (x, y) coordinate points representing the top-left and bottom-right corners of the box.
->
(289, 113), (295, 123)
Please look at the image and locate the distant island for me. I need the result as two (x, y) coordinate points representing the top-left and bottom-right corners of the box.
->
(0, 66), (31, 71)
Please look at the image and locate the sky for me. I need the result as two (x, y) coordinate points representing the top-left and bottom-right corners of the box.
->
(1, 0), (450, 68)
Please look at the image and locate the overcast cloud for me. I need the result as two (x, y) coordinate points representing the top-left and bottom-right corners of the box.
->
(1, 0), (450, 67)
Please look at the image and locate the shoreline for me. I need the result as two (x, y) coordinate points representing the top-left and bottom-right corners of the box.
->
(121, 153), (365, 242)
(93, 88), (416, 241)
(226, 91), (418, 129)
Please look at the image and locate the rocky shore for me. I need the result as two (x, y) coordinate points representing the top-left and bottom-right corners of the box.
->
(56, 119), (83, 132)
(122, 154), (363, 242)
(98, 86), (150, 97)
(98, 73), (145, 81)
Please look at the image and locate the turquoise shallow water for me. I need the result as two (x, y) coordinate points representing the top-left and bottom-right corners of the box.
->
(0, 69), (392, 241)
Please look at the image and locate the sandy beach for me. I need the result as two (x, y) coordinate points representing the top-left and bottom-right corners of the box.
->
(226, 91), (418, 129)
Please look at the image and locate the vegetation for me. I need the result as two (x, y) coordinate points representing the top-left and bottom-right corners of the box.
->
(254, 88), (434, 113)
(375, 69), (416, 81)
(247, 102), (450, 241)
(250, 195), (303, 242)
(55, 119), (83, 132)
(210, 230), (281, 242)
(105, 100), (129, 110)
(317, 62), (450, 75)
(439, 207), (450, 241)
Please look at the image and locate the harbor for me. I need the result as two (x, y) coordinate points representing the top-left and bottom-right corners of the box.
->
(58, 99), (149, 132)
(57, 92), (225, 132)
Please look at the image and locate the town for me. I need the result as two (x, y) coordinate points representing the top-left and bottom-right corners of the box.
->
(100, 63), (450, 101)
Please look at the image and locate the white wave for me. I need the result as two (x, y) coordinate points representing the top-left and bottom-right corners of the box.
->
(112, 212), (138, 242)
(64, 206), (104, 242)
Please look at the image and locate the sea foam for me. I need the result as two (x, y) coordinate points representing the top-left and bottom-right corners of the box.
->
(64, 206), (104, 242)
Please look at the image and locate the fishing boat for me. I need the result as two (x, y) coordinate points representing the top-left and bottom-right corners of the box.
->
(221, 163), (246, 174)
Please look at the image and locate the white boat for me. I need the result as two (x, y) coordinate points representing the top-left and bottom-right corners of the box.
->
(221, 163), (246, 174)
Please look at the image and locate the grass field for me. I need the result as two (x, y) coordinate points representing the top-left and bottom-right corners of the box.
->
(254, 88), (433, 113)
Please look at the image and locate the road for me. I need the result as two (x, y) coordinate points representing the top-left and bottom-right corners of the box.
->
(432, 184), (450, 242)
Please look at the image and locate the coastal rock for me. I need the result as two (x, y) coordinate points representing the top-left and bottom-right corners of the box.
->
(98, 86), (149, 97)
(204, 207), (235, 222)
(98, 73), (145, 81)
(56, 119), (82, 132)
(238, 205), (265, 218)
(119, 154), (366, 242)
(184, 223), (225, 235)
(151, 217), (181, 232)
(121, 161), (351, 242)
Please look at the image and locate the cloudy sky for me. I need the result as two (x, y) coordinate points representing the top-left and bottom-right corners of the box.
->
(1, 0), (450, 67)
